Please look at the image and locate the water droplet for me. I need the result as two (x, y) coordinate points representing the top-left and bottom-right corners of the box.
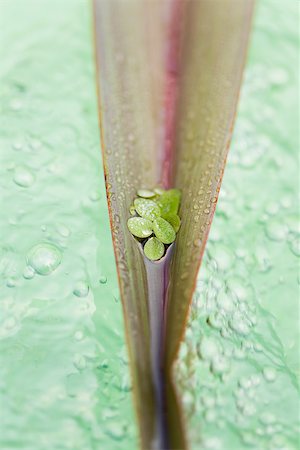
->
(99, 275), (107, 284)
(23, 266), (35, 279)
(27, 243), (62, 275)
(289, 236), (300, 257)
(105, 422), (126, 441)
(207, 312), (223, 330)
(57, 224), (70, 237)
(216, 290), (235, 312)
(263, 367), (277, 382)
(73, 281), (89, 298)
(4, 317), (17, 329)
(6, 278), (16, 288)
(89, 191), (101, 201)
(193, 238), (202, 247)
(211, 355), (230, 375)
(229, 312), (251, 335)
(73, 354), (86, 370)
(74, 331), (84, 341)
(198, 336), (220, 361)
(13, 165), (35, 188)
(265, 221), (287, 241)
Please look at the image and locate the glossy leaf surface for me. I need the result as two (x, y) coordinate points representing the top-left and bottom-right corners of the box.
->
(93, 1), (254, 448)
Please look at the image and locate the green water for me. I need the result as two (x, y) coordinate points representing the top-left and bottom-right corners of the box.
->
(0, 1), (136, 449)
(176, 0), (299, 449)
(0, 1), (298, 450)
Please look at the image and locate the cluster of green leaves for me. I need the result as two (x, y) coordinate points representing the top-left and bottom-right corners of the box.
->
(127, 188), (181, 261)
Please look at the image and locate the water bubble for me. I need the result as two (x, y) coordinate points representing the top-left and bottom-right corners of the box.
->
(205, 409), (217, 422)
(89, 191), (101, 201)
(265, 221), (288, 241)
(13, 165), (35, 188)
(4, 317), (17, 329)
(27, 243), (62, 275)
(269, 67), (289, 86)
(105, 422), (126, 441)
(73, 354), (86, 370)
(6, 278), (16, 288)
(263, 367), (277, 382)
(57, 224), (70, 237)
(198, 336), (220, 361)
(74, 331), (84, 341)
(208, 244), (233, 271)
(99, 275), (107, 284)
(229, 312), (251, 335)
(207, 312), (223, 330)
(73, 281), (89, 298)
(260, 412), (276, 425)
(289, 236), (300, 257)
(12, 141), (23, 151)
(216, 290), (235, 312)
(23, 265), (35, 279)
(211, 355), (230, 375)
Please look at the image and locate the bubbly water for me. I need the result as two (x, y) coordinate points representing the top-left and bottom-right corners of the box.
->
(175, 1), (299, 449)
(0, 0), (298, 449)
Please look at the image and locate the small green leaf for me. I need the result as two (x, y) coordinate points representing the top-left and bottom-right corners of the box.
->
(134, 198), (161, 221)
(153, 217), (176, 244)
(129, 205), (136, 215)
(164, 213), (181, 232)
(127, 217), (153, 238)
(156, 189), (181, 218)
(144, 237), (165, 261)
(154, 187), (165, 195)
(137, 189), (156, 198)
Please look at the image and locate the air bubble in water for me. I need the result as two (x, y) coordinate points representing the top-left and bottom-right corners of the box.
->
(263, 367), (277, 382)
(27, 243), (62, 275)
(23, 266), (35, 279)
(13, 165), (35, 188)
(73, 281), (89, 298)
(99, 275), (107, 284)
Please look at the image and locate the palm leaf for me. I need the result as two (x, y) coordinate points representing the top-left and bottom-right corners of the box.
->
(93, 1), (254, 448)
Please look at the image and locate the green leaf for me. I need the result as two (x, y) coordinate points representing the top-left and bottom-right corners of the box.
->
(127, 217), (153, 239)
(164, 213), (181, 233)
(137, 189), (156, 198)
(94, 0), (254, 447)
(134, 198), (161, 221)
(152, 217), (176, 245)
(144, 237), (165, 261)
(156, 189), (181, 218)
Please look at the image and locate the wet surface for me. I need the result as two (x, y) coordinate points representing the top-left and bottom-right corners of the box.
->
(0, 0), (298, 449)
(175, 0), (299, 448)
(0, 2), (136, 449)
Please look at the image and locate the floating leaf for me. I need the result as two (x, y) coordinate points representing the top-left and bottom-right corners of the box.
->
(157, 189), (181, 218)
(134, 198), (161, 221)
(153, 217), (176, 245)
(144, 237), (165, 261)
(137, 189), (156, 198)
(127, 217), (153, 239)
(164, 213), (181, 233)
(93, 0), (254, 448)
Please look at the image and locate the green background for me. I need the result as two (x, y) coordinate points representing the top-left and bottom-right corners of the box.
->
(0, 1), (298, 449)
